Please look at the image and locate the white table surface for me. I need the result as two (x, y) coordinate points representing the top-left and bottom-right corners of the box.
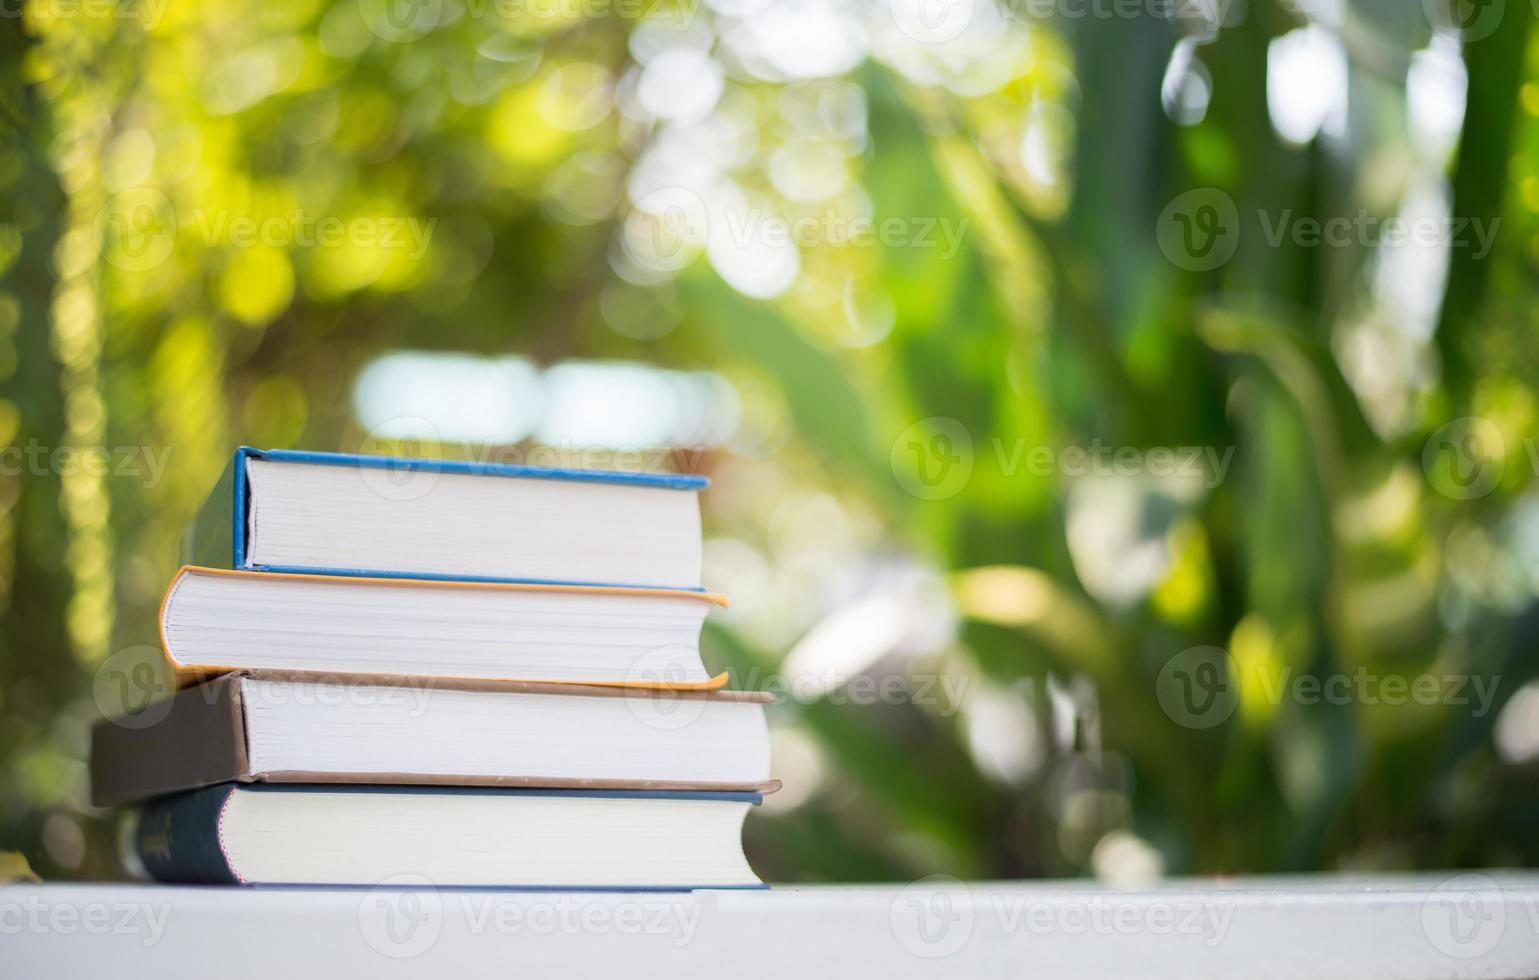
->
(4, 874), (1538, 978)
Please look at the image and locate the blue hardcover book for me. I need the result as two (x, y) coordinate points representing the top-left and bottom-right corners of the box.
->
(139, 784), (765, 888)
(183, 447), (709, 591)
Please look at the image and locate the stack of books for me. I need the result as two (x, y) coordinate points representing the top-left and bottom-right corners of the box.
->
(91, 447), (775, 888)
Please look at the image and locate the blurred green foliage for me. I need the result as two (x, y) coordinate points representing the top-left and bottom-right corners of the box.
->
(2, 0), (1539, 883)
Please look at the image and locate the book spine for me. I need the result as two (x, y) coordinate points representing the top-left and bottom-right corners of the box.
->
(137, 785), (242, 884)
(180, 452), (242, 569)
(90, 674), (251, 807)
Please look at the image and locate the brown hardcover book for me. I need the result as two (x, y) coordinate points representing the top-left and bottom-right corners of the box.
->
(92, 671), (777, 807)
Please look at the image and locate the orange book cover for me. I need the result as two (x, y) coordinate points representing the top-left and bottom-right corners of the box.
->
(158, 565), (732, 692)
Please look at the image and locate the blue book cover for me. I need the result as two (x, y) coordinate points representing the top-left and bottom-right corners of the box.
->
(182, 447), (710, 590)
(139, 784), (766, 890)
